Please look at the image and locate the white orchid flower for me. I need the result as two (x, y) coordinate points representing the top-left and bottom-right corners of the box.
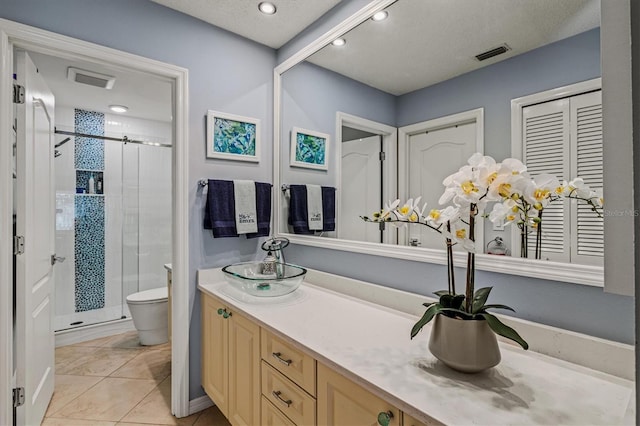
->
(589, 189), (604, 208)
(440, 165), (484, 206)
(380, 199), (400, 221)
(523, 174), (560, 209)
(499, 158), (527, 176)
(489, 199), (519, 225)
(567, 178), (592, 198)
(443, 221), (476, 253)
(427, 205), (460, 226)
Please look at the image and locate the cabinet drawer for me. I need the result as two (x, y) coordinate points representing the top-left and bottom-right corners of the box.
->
(261, 329), (316, 395)
(403, 411), (443, 426)
(261, 396), (297, 426)
(262, 361), (316, 426)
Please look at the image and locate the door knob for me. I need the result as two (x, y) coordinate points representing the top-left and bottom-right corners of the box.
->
(51, 254), (66, 265)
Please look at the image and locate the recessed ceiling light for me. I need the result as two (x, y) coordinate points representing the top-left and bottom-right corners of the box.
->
(258, 2), (276, 15)
(109, 105), (128, 113)
(371, 11), (388, 21)
(332, 38), (346, 47)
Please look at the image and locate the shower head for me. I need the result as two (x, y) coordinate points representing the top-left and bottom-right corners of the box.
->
(55, 150), (62, 158)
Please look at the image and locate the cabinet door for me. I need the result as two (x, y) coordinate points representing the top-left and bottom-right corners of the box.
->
(201, 294), (229, 417)
(317, 363), (399, 426)
(228, 309), (261, 426)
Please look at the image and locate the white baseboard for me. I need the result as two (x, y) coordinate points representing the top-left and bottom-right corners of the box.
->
(55, 318), (136, 347)
(189, 394), (214, 415)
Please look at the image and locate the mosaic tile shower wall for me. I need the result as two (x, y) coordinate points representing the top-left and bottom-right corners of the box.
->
(75, 109), (105, 170)
(74, 109), (105, 312)
(74, 196), (105, 311)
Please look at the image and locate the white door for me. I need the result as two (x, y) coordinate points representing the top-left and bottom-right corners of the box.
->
(15, 50), (56, 425)
(408, 122), (478, 250)
(340, 136), (381, 243)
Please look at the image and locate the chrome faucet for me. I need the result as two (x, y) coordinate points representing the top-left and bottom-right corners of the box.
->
(261, 237), (290, 279)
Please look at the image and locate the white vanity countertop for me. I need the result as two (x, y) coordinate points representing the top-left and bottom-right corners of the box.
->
(198, 270), (635, 425)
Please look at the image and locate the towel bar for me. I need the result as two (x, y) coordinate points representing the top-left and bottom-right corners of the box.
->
(199, 179), (208, 187)
(281, 184), (290, 192)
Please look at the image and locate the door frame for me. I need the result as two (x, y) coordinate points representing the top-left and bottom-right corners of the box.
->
(398, 108), (484, 249)
(336, 112), (397, 244)
(0, 19), (191, 421)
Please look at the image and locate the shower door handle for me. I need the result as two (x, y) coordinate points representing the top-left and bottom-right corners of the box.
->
(51, 254), (66, 265)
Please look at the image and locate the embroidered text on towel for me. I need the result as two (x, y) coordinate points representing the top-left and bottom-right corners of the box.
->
(306, 184), (323, 231)
(233, 180), (258, 234)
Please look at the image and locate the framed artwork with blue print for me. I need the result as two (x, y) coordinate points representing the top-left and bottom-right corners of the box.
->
(206, 110), (260, 162)
(290, 127), (330, 170)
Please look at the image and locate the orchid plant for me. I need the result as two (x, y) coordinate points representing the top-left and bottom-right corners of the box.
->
(361, 153), (603, 350)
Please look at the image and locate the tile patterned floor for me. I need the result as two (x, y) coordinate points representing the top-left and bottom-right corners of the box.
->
(43, 331), (230, 426)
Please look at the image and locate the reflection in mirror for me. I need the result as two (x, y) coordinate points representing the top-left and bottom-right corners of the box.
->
(277, 0), (601, 275)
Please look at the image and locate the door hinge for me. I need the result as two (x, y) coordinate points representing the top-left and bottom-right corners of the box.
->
(13, 84), (25, 104)
(14, 235), (24, 255)
(13, 387), (25, 408)
(379, 151), (386, 161)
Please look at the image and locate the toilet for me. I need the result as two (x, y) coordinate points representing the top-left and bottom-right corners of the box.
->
(126, 287), (169, 345)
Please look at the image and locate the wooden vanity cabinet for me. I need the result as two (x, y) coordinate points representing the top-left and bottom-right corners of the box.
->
(202, 291), (432, 426)
(201, 292), (260, 426)
(317, 363), (400, 426)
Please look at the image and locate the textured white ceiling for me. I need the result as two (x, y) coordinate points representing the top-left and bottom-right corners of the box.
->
(149, 0), (342, 48)
(29, 52), (172, 123)
(306, 0), (600, 95)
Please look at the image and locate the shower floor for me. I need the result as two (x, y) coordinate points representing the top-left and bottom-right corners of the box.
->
(54, 304), (131, 332)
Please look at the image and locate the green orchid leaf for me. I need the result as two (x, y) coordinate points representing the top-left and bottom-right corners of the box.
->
(422, 302), (437, 308)
(481, 304), (516, 313)
(439, 294), (455, 308)
(410, 304), (441, 339)
(439, 307), (474, 319)
(479, 312), (529, 350)
(472, 287), (493, 314)
(451, 294), (465, 310)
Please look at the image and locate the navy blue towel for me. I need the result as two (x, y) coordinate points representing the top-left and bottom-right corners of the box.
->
(287, 185), (336, 234)
(321, 186), (336, 232)
(288, 185), (314, 235)
(247, 182), (272, 239)
(204, 179), (272, 238)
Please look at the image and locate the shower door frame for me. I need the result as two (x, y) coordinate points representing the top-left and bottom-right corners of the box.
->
(0, 19), (191, 420)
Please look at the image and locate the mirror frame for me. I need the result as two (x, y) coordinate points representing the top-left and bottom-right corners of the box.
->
(273, 0), (631, 291)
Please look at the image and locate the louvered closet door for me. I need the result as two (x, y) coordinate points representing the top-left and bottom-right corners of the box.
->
(570, 91), (603, 266)
(522, 99), (571, 262)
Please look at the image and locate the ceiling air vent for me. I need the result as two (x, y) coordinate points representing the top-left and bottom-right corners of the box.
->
(475, 44), (511, 62)
(67, 67), (116, 89)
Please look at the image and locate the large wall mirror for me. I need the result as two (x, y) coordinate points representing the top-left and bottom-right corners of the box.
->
(274, 0), (615, 287)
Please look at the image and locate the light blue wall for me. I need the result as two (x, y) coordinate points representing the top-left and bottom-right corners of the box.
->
(281, 61), (395, 186)
(397, 28), (602, 160)
(0, 0), (276, 399)
(280, 28), (634, 345)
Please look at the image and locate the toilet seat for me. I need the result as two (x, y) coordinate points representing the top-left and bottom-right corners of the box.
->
(126, 287), (168, 304)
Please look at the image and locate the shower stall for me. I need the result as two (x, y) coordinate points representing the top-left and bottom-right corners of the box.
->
(53, 107), (172, 332)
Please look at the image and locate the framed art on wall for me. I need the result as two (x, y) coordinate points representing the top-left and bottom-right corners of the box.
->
(207, 110), (260, 162)
(290, 127), (329, 170)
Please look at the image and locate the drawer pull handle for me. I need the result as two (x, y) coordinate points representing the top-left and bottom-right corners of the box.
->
(272, 352), (292, 366)
(377, 411), (394, 426)
(272, 390), (292, 407)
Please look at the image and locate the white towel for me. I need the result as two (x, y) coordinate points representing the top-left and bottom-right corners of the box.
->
(233, 180), (258, 234)
(306, 184), (323, 231)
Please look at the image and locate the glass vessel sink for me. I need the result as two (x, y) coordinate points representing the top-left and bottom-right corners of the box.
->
(222, 262), (306, 297)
